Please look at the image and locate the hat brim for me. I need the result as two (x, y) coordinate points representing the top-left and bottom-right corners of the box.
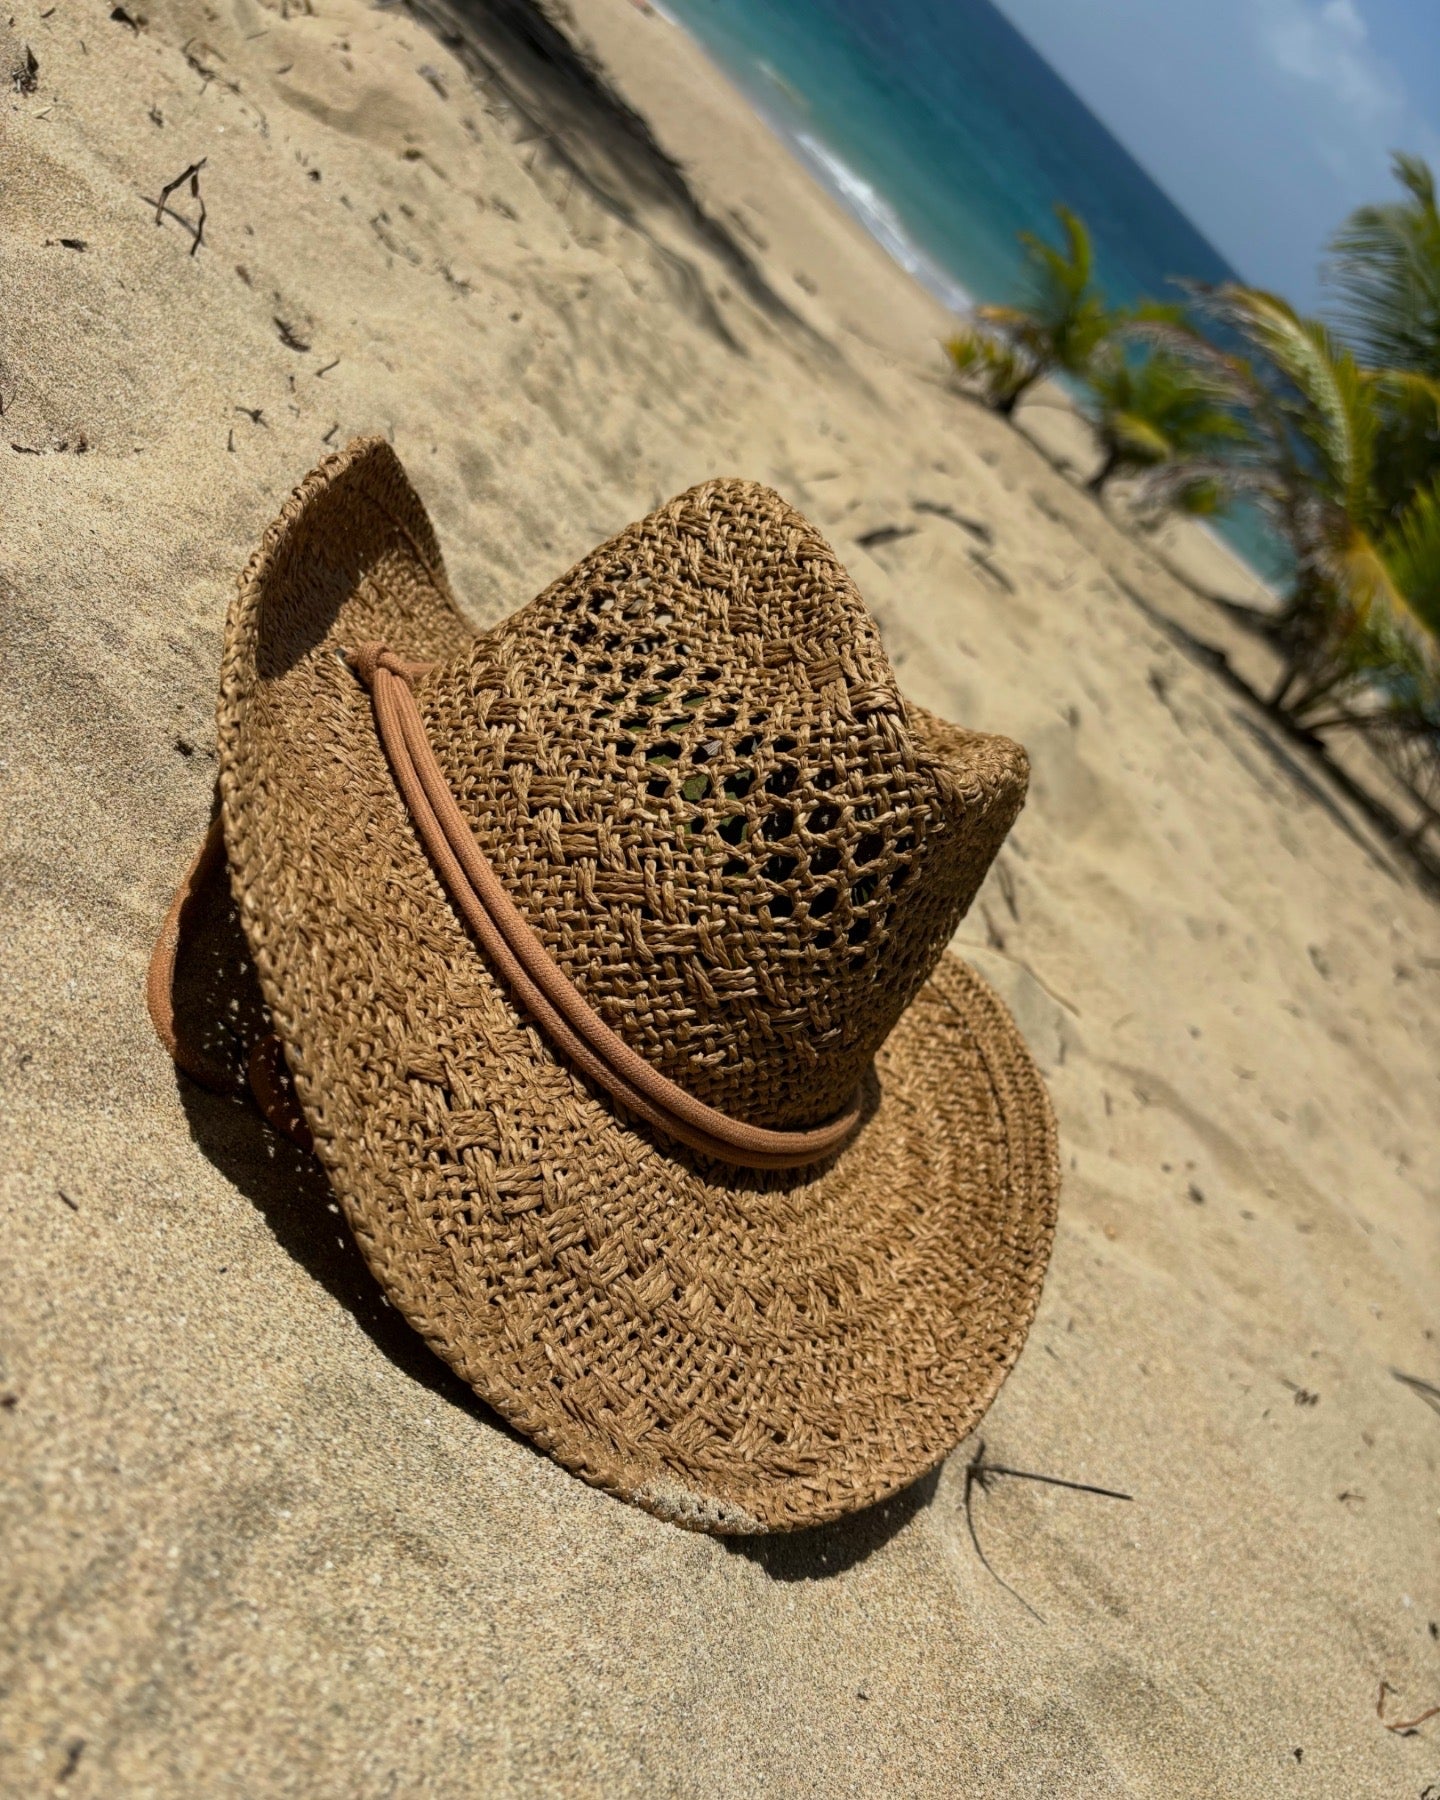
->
(216, 439), (1060, 1533)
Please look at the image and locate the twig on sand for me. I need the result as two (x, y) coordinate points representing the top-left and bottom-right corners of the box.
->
(1377, 1680), (1440, 1734)
(156, 157), (206, 227)
(968, 547), (1016, 593)
(145, 158), (207, 254)
(911, 498), (993, 545)
(976, 1451), (1134, 1501)
(962, 1439), (1133, 1622)
(1391, 1368), (1440, 1416)
(854, 524), (917, 551)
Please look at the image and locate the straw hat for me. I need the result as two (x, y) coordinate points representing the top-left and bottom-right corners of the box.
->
(161, 436), (1059, 1534)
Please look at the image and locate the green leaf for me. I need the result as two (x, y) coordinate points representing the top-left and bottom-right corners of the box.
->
(949, 204), (1115, 397)
(1325, 152), (1440, 374)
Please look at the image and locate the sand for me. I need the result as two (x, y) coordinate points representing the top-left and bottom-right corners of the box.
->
(2, 1), (1437, 1793)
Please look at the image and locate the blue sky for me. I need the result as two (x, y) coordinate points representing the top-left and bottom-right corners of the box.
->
(992, 0), (1440, 306)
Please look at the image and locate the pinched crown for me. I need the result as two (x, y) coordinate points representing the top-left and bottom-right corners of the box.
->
(412, 480), (1027, 1131)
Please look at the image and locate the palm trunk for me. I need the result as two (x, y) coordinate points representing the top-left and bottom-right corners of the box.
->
(1285, 663), (1352, 724)
(1086, 444), (1123, 495)
(995, 366), (1042, 417)
(1269, 663), (1299, 710)
(1267, 580), (1323, 711)
(1301, 711), (1374, 734)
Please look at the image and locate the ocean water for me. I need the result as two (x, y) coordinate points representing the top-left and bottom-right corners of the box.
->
(660, 0), (1281, 577)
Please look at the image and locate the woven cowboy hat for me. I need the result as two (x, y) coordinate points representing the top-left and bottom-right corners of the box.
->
(151, 437), (1059, 1534)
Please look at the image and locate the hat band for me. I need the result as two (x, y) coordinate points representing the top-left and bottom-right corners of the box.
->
(349, 643), (863, 1172)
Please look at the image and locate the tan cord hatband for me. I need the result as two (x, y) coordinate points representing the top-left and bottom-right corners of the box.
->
(350, 642), (861, 1170)
(146, 812), (238, 1094)
(146, 813), (315, 1148)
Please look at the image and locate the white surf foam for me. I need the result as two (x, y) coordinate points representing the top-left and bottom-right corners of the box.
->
(791, 130), (973, 314)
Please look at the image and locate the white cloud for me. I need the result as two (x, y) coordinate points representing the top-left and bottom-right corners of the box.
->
(1258, 0), (1404, 134)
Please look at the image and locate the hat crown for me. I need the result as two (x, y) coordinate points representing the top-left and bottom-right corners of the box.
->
(416, 480), (1026, 1132)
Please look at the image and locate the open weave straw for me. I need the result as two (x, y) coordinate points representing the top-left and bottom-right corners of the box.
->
(347, 641), (863, 1168)
(197, 437), (1058, 1533)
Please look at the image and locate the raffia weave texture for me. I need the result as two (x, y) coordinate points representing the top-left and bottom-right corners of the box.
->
(212, 438), (1059, 1533)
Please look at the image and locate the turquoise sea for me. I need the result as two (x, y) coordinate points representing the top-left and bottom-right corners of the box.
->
(661, 0), (1281, 577)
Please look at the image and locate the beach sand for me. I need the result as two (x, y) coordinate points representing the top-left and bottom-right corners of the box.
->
(2, 1), (1437, 1793)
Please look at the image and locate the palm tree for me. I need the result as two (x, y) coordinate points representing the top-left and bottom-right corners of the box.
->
(1326, 153), (1440, 376)
(1081, 344), (1250, 495)
(944, 204), (1112, 414)
(942, 329), (1042, 416)
(1325, 154), (1440, 521)
(1364, 477), (1440, 822)
(1142, 287), (1440, 721)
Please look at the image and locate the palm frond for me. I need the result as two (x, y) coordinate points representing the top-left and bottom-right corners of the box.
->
(1016, 204), (1092, 310)
(943, 327), (1038, 409)
(1325, 152), (1440, 372)
(1206, 289), (1372, 501)
(1124, 313), (1293, 459)
(1105, 410), (1173, 465)
(1138, 455), (1287, 517)
(1121, 298), (1188, 328)
(1378, 475), (1440, 640)
(1313, 524), (1407, 630)
(1008, 205), (1114, 375)
(1369, 369), (1440, 515)
(1373, 368), (1440, 413)
(1083, 344), (1253, 494)
(1185, 284), (1404, 549)
(947, 205), (1115, 400)
(1168, 476), (1227, 517)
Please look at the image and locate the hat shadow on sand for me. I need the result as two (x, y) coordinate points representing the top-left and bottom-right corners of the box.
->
(168, 845), (934, 1575)
(170, 835), (514, 1425)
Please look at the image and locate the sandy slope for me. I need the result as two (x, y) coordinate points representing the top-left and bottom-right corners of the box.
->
(1, 1), (1437, 1793)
